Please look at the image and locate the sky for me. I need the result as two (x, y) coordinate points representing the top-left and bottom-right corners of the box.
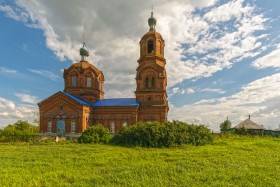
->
(1, 0), (280, 131)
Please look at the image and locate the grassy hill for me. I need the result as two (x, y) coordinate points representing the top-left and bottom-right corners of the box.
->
(0, 135), (280, 186)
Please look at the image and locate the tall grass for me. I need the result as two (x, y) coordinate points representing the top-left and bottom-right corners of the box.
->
(0, 135), (279, 186)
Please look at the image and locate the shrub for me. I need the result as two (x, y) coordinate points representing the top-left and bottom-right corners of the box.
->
(78, 125), (111, 144)
(111, 120), (213, 147)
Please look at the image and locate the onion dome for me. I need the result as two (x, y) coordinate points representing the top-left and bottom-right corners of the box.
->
(148, 11), (157, 31)
(80, 42), (89, 61)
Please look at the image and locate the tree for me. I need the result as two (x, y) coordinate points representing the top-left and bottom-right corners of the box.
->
(1, 120), (39, 142)
(219, 119), (232, 132)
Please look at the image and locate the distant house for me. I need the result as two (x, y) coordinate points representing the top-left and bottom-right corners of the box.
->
(234, 116), (265, 135)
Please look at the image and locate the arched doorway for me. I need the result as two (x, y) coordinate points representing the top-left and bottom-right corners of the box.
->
(57, 120), (65, 136)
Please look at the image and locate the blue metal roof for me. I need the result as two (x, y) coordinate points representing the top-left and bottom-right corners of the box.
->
(61, 91), (91, 106)
(92, 98), (139, 107)
(61, 91), (139, 107)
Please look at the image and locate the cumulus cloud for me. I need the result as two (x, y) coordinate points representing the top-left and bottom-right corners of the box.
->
(0, 97), (37, 127)
(0, 0), (270, 96)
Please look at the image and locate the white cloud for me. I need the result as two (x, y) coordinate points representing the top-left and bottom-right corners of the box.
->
(0, 67), (18, 75)
(28, 69), (60, 81)
(253, 45), (280, 69)
(204, 0), (246, 23)
(169, 87), (195, 96)
(0, 0), (270, 98)
(169, 73), (280, 131)
(0, 4), (29, 22)
(0, 97), (37, 128)
(185, 88), (195, 94)
(14, 93), (38, 104)
(201, 88), (226, 94)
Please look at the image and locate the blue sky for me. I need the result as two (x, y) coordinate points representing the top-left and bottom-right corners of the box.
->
(1, 0), (280, 131)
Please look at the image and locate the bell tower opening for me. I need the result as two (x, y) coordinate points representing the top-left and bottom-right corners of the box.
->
(148, 40), (154, 54)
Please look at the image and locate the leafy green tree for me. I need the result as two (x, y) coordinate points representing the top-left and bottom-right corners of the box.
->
(78, 125), (111, 144)
(219, 119), (232, 132)
(1, 120), (39, 142)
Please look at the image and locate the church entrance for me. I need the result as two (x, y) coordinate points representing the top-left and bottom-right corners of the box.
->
(57, 120), (65, 136)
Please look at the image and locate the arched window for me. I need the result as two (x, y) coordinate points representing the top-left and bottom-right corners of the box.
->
(151, 77), (155, 88)
(148, 40), (154, 53)
(110, 122), (115, 134)
(86, 77), (92, 87)
(71, 76), (77, 87)
(145, 77), (149, 88)
(47, 121), (52, 133)
(71, 121), (76, 133)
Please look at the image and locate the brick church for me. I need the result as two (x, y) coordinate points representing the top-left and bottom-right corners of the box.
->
(38, 12), (169, 136)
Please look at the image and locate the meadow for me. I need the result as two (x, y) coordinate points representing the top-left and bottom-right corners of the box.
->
(0, 135), (280, 187)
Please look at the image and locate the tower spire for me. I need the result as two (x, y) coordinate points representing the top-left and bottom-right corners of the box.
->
(148, 9), (157, 31)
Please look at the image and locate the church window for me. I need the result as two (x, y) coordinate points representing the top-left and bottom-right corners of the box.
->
(47, 121), (52, 133)
(122, 122), (128, 127)
(71, 121), (76, 133)
(110, 122), (115, 134)
(148, 40), (154, 53)
(72, 76), (77, 87)
(87, 77), (92, 87)
(151, 77), (155, 88)
(145, 77), (149, 88)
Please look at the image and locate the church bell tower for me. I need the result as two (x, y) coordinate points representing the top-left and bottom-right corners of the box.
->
(135, 11), (169, 122)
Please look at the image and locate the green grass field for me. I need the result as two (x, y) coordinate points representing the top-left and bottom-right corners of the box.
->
(0, 135), (280, 187)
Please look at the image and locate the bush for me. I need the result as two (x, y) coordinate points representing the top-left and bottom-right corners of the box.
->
(78, 125), (111, 144)
(111, 120), (213, 147)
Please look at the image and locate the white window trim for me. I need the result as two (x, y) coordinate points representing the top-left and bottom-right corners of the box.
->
(47, 121), (52, 133)
(71, 121), (76, 133)
(87, 77), (92, 88)
(110, 122), (115, 134)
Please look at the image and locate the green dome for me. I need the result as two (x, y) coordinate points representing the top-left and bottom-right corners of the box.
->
(148, 12), (156, 31)
(80, 42), (89, 57)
